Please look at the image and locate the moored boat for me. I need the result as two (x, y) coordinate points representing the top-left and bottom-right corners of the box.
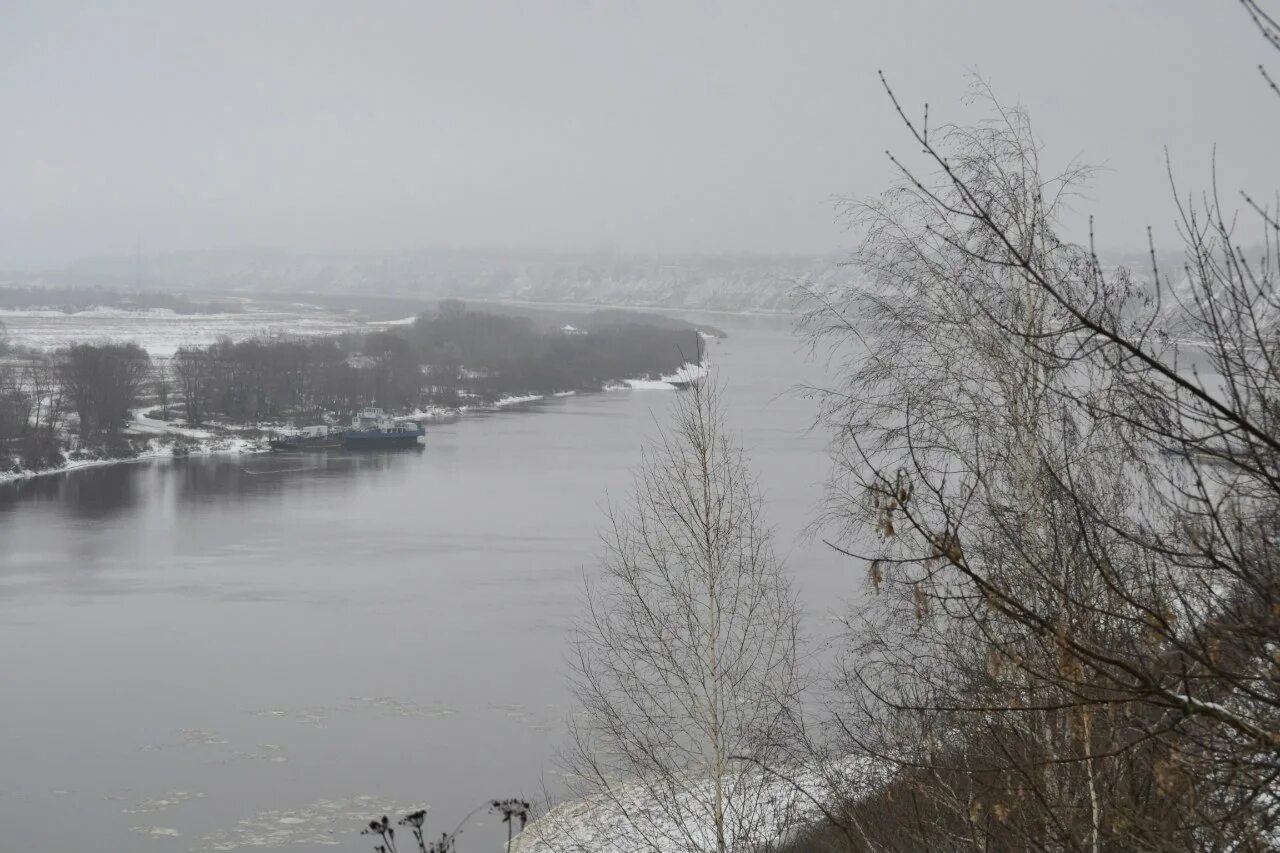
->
(269, 424), (343, 451)
(341, 407), (425, 448)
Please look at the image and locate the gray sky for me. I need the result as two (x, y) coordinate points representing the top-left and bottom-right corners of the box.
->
(1, 0), (1276, 267)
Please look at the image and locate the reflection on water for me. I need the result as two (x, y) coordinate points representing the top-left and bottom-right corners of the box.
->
(0, 447), (427, 518)
(3, 462), (145, 518)
(0, 317), (837, 852)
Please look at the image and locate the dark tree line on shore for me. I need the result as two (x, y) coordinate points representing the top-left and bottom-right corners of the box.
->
(0, 302), (701, 469)
(168, 301), (698, 426)
(1, 342), (151, 468)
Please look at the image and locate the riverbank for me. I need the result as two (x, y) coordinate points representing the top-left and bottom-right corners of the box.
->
(0, 362), (708, 485)
(0, 430), (269, 485)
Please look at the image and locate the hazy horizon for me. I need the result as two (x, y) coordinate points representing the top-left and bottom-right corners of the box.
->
(3, 1), (1277, 269)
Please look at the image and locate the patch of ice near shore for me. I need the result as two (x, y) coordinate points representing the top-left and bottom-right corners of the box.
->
(193, 795), (422, 851)
(495, 394), (546, 407)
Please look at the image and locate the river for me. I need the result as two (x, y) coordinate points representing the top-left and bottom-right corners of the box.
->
(0, 314), (848, 852)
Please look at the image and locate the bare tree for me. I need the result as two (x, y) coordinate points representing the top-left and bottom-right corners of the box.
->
(0, 363), (31, 464)
(172, 346), (211, 426)
(551, 378), (803, 853)
(154, 361), (171, 420)
(57, 343), (150, 440)
(798, 22), (1280, 849)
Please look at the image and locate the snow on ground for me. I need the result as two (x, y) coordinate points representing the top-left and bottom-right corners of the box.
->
(404, 406), (461, 422)
(662, 361), (710, 385)
(130, 408), (216, 440)
(620, 361), (711, 391)
(0, 435), (266, 485)
(367, 315), (418, 326)
(0, 305), (360, 356)
(512, 763), (859, 853)
(624, 378), (679, 390)
(0, 408), (267, 484)
(494, 394), (547, 407)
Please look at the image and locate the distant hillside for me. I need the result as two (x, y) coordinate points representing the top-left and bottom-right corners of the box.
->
(57, 248), (848, 313)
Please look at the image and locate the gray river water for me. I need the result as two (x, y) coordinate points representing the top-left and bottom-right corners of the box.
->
(0, 315), (848, 852)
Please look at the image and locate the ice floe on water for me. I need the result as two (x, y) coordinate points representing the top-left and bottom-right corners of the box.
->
(248, 696), (457, 728)
(121, 790), (206, 814)
(193, 795), (421, 851)
(232, 743), (289, 763)
(249, 707), (330, 728)
(347, 695), (458, 719)
(178, 728), (231, 746)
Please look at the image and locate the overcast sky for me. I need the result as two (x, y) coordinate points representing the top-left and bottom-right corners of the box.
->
(1, 1), (1276, 267)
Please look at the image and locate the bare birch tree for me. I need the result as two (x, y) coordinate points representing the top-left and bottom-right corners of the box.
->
(795, 10), (1280, 847)
(555, 378), (803, 853)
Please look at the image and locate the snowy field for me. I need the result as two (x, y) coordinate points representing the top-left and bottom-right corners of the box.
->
(0, 304), (362, 356)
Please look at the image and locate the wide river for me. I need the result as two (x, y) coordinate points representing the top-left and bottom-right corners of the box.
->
(0, 314), (849, 852)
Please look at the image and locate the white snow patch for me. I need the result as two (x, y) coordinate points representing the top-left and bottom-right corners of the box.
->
(513, 764), (852, 853)
(617, 361), (709, 391)
(494, 394), (546, 407)
(623, 378), (678, 390)
(0, 434), (267, 485)
(662, 361), (710, 384)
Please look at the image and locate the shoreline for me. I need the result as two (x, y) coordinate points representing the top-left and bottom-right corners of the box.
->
(0, 437), (269, 486)
(0, 362), (706, 487)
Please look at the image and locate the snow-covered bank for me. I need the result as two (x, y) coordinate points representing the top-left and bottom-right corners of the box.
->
(0, 435), (267, 485)
(0, 406), (270, 485)
(0, 363), (712, 485)
(512, 763), (858, 853)
(494, 393), (546, 408)
(615, 360), (711, 391)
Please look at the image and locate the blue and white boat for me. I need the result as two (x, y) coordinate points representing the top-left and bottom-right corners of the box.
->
(341, 407), (425, 448)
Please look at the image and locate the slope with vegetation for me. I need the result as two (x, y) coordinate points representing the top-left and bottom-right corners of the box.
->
(526, 4), (1280, 852)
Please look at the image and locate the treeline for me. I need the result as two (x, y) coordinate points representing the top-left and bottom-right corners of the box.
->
(0, 302), (700, 470)
(0, 342), (150, 468)
(167, 300), (697, 425)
